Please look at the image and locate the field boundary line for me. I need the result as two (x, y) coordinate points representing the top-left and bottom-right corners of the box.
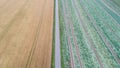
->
(55, 0), (61, 68)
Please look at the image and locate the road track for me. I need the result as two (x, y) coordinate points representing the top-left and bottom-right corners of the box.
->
(0, 0), (54, 68)
(55, 0), (61, 68)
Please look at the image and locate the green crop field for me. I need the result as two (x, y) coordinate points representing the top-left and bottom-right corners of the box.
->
(112, 0), (120, 7)
(58, 0), (120, 68)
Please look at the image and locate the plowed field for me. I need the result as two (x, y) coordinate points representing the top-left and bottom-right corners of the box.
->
(0, 0), (54, 68)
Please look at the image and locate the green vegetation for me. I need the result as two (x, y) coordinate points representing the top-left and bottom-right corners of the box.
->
(112, 0), (120, 7)
(58, 0), (120, 68)
(59, 0), (71, 68)
(51, 0), (56, 68)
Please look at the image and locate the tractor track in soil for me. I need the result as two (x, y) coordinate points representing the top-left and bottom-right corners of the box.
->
(72, 0), (104, 68)
(61, 0), (75, 68)
(79, 0), (120, 65)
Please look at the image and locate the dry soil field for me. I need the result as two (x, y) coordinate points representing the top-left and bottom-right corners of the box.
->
(0, 0), (54, 68)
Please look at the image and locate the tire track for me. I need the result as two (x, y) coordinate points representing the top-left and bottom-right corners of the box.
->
(93, 0), (120, 64)
(101, 0), (120, 16)
(95, 0), (120, 25)
(102, 0), (120, 15)
(79, 0), (120, 65)
(87, 0), (120, 49)
(94, 0), (120, 44)
(69, 19), (83, 68)
(64, 20), (75, 68)
(25, 0), (47, 68)
(61, 0), (75, 68)
(72, 0), (104, 68)
(63, 0), (83, 68)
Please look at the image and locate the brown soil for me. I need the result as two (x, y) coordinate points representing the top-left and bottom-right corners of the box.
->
(0, 0), (54, 68)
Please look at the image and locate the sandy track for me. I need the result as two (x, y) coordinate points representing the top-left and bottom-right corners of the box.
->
(0, 0), (54, 68)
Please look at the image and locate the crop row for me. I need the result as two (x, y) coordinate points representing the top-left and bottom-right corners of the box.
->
(59, 0), (120, 68)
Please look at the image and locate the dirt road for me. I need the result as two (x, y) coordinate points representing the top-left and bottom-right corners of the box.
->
(0, 0), (54, 68)
(55, 0), (61, 68)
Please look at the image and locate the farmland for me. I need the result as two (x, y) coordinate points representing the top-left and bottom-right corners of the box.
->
(0, 0), (53, 68)
(59, 0), (120, 68)
(0, 0), (120, 68)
